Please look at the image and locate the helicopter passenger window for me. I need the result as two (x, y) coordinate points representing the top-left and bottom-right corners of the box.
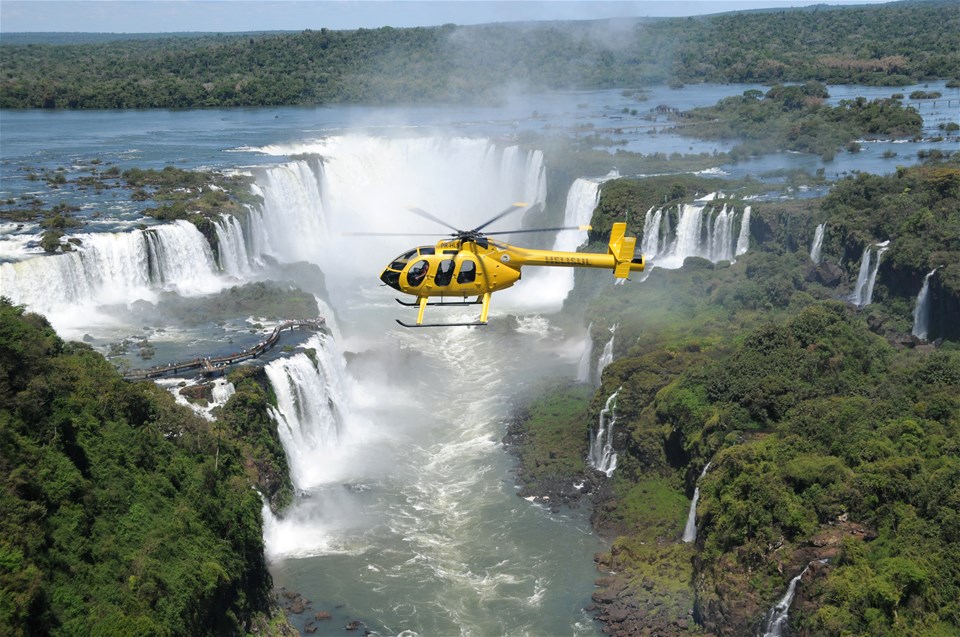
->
(435, 259), (455, 286)
(406, 260), (429, 287)
(457, 260), (477, 284)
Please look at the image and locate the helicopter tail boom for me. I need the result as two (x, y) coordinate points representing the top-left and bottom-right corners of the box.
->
(506, 222), (645, 278)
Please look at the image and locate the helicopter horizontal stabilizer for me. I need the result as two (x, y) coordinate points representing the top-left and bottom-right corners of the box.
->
(396, 319), (487, 328)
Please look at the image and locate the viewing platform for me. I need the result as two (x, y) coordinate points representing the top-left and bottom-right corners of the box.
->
(122, 317), (325, 381)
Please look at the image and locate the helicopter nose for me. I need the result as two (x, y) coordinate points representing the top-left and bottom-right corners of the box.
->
(380, 269), (402, 291)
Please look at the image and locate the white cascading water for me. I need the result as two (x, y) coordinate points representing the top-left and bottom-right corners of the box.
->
(529, 177), (601, 301)
(249, 136), (548, 300)
(735, 205), (751, 257)
(682, 461), (711, 543)
(671, 203), (706, 263)
(760, 560), (828, 637)
(810, 223), (825, 264)
(641, 197), (750, 270)
(0, 220), (224, 333)
(576, 322), (594, 383)
(850, 241), (890, 307)
(156, 376), (236, 422)
(246, 158), (330, 265)
(850, 247), (873, 306)
(214, 213), (255, 278)
(709, 204), (735, 262)
(641, 206), (661, 258)
(864, 242), (890, 306)
(589, 387), (621, 477)
(595, 323), (617, 386)
(263, 332), (351, 492)
(911, 268), (938, 340)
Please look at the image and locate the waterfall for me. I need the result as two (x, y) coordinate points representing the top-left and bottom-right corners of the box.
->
(709, 204), (735, 262)
(250, 136), (547, 284)
(682, 461), (711, 543)
(211, 377), (236, 405)
(248, 158), (330, 265)
(864, 241), (889, 306)
(555, 178), (600, 252)
(810, 223), (825, 264)
(157, 376), (236, 422)
(589, 387), (621, 477)
(850, 241), (890, 307)
(760, 560), (828, 637)
(2, 134), (553, 338)
(735, 205), (751, 257)
(576, 322), (594, 383)
(264, 332), (351, 491)
(911, 269), (938, 340)
(0, 220), (223, 319)
(214, 213), (254, 277)
(595, 324), (617, 386)
(850, 247), (873, 306)
(641, 206), (662, 258)
(671, 203), (706, 262)
(529, 177), (601, 303)
(644, 199), (750, 270)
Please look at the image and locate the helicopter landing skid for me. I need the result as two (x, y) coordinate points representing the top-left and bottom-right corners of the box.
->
(396, 319), (487, 328)
(395, 298), (481, 307)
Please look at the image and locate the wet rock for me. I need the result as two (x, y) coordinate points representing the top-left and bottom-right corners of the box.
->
(814, 262), (843, 287)
(179, 383), (213, 402)
(345, 619), (364, 631)
(315, 611), (332, 620)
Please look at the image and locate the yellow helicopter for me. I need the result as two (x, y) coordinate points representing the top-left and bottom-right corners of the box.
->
(355, 203), (645, 327)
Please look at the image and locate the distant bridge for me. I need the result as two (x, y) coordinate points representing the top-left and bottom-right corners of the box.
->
(122, 317), (325, 381)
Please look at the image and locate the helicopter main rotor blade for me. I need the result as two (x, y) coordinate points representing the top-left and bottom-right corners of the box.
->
(471, 202), (529, 233)
(483, 225), (592, 236)
(341, 231), (451, 237)
(407, 207), (463, 233)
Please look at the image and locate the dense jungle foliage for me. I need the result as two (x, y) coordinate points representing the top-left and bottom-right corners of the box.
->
(513, 157), (960, 635)
(0, 300), (287, 636)
(1, 1), (958, 108)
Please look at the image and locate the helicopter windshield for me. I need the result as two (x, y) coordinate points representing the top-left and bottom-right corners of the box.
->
(389, 249), (419, 271)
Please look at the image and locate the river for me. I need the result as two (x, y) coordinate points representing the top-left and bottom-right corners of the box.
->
(1, 81), (956, 636)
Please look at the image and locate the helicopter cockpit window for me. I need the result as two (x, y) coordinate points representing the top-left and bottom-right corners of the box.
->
(390, 249), (418, 271)
(457, 260), (477, 284)
(418, 247), (435, 256)
(435, 259), (455, 286)
(406, 260), (429, 287)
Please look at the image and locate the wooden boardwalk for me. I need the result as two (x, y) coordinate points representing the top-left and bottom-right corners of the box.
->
(122, 317), (325, 381)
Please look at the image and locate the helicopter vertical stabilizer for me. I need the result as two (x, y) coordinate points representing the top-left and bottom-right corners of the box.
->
(609, 222), (640, 278)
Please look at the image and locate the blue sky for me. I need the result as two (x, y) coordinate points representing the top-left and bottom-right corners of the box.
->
(1, 0), (894, 33)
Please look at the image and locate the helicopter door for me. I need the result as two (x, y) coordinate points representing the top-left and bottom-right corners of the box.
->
(457, 259), (477, 284)
(435, 259), (455, 286)
(406, 260), (429, 287)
